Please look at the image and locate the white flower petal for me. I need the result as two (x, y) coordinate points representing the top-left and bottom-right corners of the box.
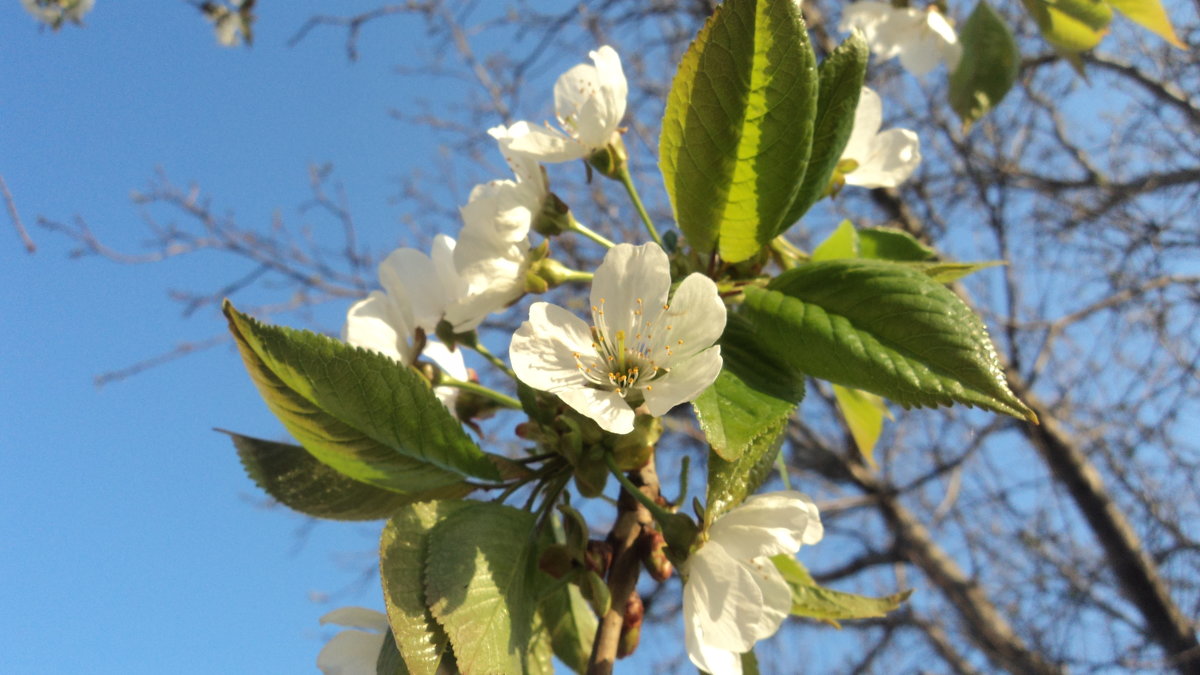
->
(708, 491), (824, 558)
(660, 273), (728, 362)
(844, 128), (921, 188)
(319, 607), (389, 631)
(642, 346), (723, 417)
(343, 292), (412, 364)
(686, 541), (786, 652)
(684, 583), (745, 675)
(422, 340), (469, 410)
(558, 386), (637, 434)
(378, 247), (446, 332)
(502, 122), (586, 163)
(553, 45), (627, 150)
(317, 630), (386, 675)
(589, 243), (672, 340)
(509, 302), (596, 394)
(843, 87), (883, 162)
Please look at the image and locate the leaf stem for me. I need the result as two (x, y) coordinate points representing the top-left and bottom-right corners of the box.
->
(468, 340), (516, 380)
(616, 166), (664, 248)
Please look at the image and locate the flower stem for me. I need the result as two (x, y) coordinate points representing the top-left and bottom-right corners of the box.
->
(469, 340), (516, 380)
(568, 215), (615, 249)
(616, 165), (664, 248)
(440, 378), (521, 410)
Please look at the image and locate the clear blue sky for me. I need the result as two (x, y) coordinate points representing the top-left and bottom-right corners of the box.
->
(1, 3), (467, 672)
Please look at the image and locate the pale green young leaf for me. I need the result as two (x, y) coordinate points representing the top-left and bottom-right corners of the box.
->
(743, 260), (1036, 421)
(811, 220), (859, 261)
(950, 1), (1020, 129)
(224, 301), (501, 492)
(380, 501), (472, 675)
(226, 431), (467, 520)
(913, 260), (1005, 283)
(705, 419), (787, 526)
(857, 226), (935, 262)
(539, 583), (597, 674)
(773, 555), (912, 627)
(1107, 0), (1186, 48)
(782, 33), (869, 229)
(832, 385), (891, 466)
(693, 314), (805, 461)
(425, 503), (548, 675)
(1020, 0), (1112, 52)
(659, 0), (818, 262)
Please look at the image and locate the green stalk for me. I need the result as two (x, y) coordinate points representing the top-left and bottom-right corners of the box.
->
(440, 378), (521, 410)
(568, 214), (616, 249)
(616, 166), (664, 248)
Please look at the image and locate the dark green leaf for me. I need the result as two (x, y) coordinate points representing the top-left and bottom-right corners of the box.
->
(743, 260), (1035, 421)
(781, 33), (869, 228)
(376, 629), (411, 675)
(705, 419), (787, 526)
(224, 301), (500, 493)
(660, 0), (818, 262)
(380, 501), (471, 675)
(539, 583), (597, 675)
(693, 314), (805, 461)
(773, 555), (912, 627)
(425, 502), (549, 675)
(950, 1), (1020, 128)
(857, 227), (935, 262)
(226, 431), (463, 520)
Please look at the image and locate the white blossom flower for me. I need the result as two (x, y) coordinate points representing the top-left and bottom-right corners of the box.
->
(510, 243), (725, 434)
(317, 607), (389, 675)
(840, 2), (961, 76)
(839, 87), (921, 188)
(22, 0), (93, 27)
(342, 258), (470, 410)
(683, 492), (824, 675)
(492, 45), (628, 163)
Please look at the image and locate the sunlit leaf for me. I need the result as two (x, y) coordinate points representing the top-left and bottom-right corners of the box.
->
(1107, 0), (1186, 48)
(1021, 0), (1112, 52)
(773, 555), (912, 627)
(660, 0), (818, 262)
(832, 385), (891, 466)
(812, 220), (859, 261)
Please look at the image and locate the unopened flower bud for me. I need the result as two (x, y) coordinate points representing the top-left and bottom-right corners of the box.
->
(641, 529), (674, 582)
(585, 539), (613, 577)
(617, 592), (644, 659)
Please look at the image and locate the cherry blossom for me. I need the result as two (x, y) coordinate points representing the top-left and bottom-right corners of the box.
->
(316, 607), (389, 675)
(840, 2), (962, 76)
(490, 46), (628, 163)
(683, 492), (824, 675)
(510, 242), (725, 434)
(839, 87), (921, 188)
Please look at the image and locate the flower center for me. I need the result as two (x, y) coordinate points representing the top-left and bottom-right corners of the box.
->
(571, 296), (685, 398)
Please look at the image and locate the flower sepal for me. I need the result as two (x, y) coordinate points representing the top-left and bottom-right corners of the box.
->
(607, 414), (662, 471)
(586, 135), (629, 181)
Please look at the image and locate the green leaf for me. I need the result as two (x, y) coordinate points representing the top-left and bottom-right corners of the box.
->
(773, 555), (912, 627)
(857, 227), (935, 262)
(223, 301), (500, 492)
(912, 260), (1005, 283)
(425, 502), (549, 675)
(1107, 0), (1185, 47)
(226, 431), (464, 520)
(743, 260), (1036, 421)
(950, 1), (1020, 129)
(376, 629), (411, 675)
(380, 501), (471, 675)
(693, 314), (805, 461)
(660, 0), (818, 262)
(539, 583), (597, 675)
(811, 220), (859, 261)
(832, 385), (890, 466)
(781, 33), (869, 229)
(705, 418), (787, 526)
(1021, 0), (1112, 52)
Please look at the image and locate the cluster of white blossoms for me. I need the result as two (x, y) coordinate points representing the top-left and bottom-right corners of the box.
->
(840, 1), (962, 76)
(329, 42), (831, 673)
